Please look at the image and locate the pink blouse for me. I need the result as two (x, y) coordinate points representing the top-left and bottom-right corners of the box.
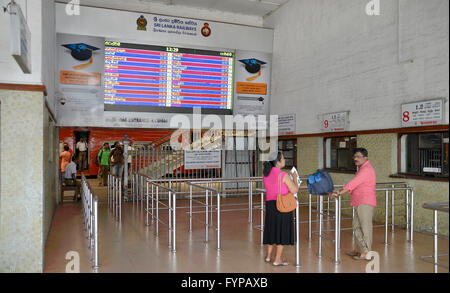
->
(343, 160), (377, 207)
(263, 167), (290, 201)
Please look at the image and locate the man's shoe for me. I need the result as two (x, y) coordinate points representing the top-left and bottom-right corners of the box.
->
(346, 250), (360, 257)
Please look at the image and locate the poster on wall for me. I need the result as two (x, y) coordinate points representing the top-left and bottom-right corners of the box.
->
(184, 150), (221, 169)
(233, 50), (271, 117)
(278, 114), (296, 135)
(56, 33), (105, 126)
(401, 99), (444, 127)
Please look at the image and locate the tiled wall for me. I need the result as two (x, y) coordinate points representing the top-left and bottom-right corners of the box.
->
(0, 89), (57, 273)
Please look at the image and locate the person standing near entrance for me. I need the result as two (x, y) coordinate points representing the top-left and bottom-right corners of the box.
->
(59, 145), (72, 174)
(97, 143), (110, 186)
(76, 137), (88, 170)
(329, 148), (376, 260)
(109, 141), (124, 178)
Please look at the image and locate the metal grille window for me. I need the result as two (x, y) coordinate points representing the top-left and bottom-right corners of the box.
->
(400, 132), (449, 178)
(324, 136), (357, 172)
(278, 139), (297, 168)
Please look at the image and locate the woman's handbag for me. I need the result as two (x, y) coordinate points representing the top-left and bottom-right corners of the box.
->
(276, 173), (298, 213)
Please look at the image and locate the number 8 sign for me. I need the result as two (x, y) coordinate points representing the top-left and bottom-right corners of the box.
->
(324, 120), (329, 128)
(402, 111), (410, 122)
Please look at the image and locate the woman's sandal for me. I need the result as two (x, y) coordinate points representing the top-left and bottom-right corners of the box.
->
(264, 258), (271, 263)
(352, 255), (369, 261)
(272, 261), (289, 266)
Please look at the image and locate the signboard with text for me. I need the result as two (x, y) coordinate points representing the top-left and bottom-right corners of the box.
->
(278, 114), (296, 135)
(401, 99), (444, 127)
(184, 150), (221, 169)
(321, 111), (349, 132)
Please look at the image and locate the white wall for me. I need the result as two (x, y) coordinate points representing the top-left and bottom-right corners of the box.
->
(265, 0), (449, 134)
(55, 3), (273, 53)
(56, 0), (264, 28)
(0, 0), (43, 84)
(41, 0), (56, 114)
(0, 0), (57, 115)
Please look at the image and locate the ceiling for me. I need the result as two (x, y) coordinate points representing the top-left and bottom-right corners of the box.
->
(56, 0), (288, 19)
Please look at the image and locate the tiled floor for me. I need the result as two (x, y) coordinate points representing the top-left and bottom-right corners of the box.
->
(44, 179), (448, 273)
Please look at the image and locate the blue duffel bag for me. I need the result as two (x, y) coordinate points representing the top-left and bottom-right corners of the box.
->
(307, 170), (334, 195)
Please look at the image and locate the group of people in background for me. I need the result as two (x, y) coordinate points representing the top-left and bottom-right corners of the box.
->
(96, 141), (124, 186)
(59, 140), (125, 202)
(59, 143), (81, 201)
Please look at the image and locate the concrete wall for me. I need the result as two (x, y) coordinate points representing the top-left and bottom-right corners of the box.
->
(41, 0), (57, 115)
(265, 0), (449, 134)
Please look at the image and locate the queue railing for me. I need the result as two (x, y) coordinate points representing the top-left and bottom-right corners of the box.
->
(107, 173), (122, 222)
(81, 174), (99, 269)
(144, 179), (177, 252)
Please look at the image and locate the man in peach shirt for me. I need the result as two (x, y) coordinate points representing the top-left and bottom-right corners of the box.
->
(330, 148), (376, 260)
(60, 145), (72, 173)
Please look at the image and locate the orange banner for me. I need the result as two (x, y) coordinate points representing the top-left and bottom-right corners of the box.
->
(60, 71), (101, 86)
(236, 82), (267, 95)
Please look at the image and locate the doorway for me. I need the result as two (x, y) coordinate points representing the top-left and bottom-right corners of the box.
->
(74, 131), (90, 171)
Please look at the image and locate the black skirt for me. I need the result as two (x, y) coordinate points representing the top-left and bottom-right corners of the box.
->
(263, 200), (295, 245)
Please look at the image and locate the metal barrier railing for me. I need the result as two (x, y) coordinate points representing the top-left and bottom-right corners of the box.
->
(186, 182), (221, 248)
(306, 182), (415, 244)
(107, 173), (122, 222)
(136, 172), (415, 267)
(144, 180), (177, 252)
(420, 202), (449, 273)
(81, 174), (99, 269)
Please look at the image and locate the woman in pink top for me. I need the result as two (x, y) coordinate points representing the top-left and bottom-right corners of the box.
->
(262, 152), (299, 266)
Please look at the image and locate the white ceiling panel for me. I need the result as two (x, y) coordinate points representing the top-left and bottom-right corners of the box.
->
(56, 0), (288, 21)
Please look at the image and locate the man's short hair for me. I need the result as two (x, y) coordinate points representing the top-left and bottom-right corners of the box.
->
(104, 142), (109, 146)
(64, 145), (69, 151)
(353, 147), (368, 157)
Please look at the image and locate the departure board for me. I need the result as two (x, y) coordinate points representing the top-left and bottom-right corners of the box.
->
(104, 41), (234, 114)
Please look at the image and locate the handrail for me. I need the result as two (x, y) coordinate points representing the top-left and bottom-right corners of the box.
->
(145, 180), (177, 252)
(81, 173), (99, 269)
(420, 202), (449, 273)
(107, 173), (122, 222)
(137, 172), (415, 267)
(188, 182), (219, 193)
(185, 181), (222, 249)
(423, 202), (449, 213)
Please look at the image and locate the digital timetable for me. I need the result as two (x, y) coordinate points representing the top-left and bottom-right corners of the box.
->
(103, 41), (234, 114)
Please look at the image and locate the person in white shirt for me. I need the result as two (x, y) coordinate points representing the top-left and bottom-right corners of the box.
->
(63, 157), (81, 201)
(76, 137), (88, 170)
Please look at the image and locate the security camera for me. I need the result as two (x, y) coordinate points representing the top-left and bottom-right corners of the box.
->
(60, 97), (66, 105)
